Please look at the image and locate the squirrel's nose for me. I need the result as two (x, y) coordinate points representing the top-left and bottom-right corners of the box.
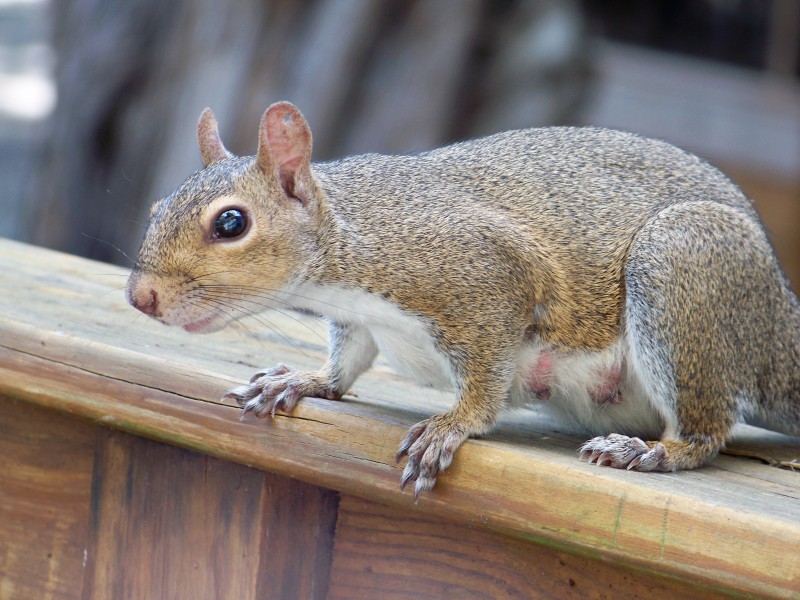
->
(129, 286), (160, 316)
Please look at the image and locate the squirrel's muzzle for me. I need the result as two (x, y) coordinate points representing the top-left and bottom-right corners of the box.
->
(127, 271), (161, 317)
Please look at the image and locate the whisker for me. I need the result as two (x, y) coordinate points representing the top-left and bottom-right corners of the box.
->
(114, 309), (145, 334)
(198, 288), (330, 346)
(81, 233), (136, 265)
(192, 280), (381, 319)
(184, 270), (360, 311)
(99, 286), (128, 299)
(191, 296), (313, 358)
(207, 306), (269, 357)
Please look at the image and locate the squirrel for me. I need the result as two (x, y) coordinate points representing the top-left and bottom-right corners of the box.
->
(127, 101), (800, 499)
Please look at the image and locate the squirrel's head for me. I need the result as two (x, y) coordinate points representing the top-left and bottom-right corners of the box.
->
(127, 101), (325, 333)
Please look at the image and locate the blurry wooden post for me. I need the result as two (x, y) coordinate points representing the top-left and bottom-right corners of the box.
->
(25, 0), (590, 264)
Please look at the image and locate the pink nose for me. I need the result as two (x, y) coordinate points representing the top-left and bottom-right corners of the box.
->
(129, 286), (159, 316)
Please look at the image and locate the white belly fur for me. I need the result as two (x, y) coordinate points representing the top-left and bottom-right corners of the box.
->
(286, 284), (664, 437)
(509, 340), (664, 437)
(286, 283), (454, 388)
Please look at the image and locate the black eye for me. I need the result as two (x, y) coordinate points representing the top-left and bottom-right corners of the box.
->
(213, 209), (247, 238)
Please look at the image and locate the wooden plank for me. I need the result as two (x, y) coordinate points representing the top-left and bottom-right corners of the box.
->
(0, 395), (95, 600)
(1, 238), (799, 597)
(83, 428), (337, 600)
(328, 495), (733, 600)
(255, 473), (339, 600)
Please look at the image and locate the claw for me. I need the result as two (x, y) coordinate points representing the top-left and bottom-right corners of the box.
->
(275, 385), (302, 413)
(249, 395), (274, 418)
(413, 476), (435, 502)
(249, 363), (291, 383)
(242, 397), (266, 419)
(223, 383), (260, 407)
(400, 462), (416, 490)
(597, 451), (614, 466)
(578, 434), (656, 469)
(396, 423), (423, 463)
(627, 442), (668, 471)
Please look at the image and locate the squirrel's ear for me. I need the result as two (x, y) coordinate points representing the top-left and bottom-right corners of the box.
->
(257, 101), (313, 204)
(197, 108), (233, 167)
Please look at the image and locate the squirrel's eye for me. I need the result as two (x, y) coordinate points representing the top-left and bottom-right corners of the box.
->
(213, 209), (247, 238)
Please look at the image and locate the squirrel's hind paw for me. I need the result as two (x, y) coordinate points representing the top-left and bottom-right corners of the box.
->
(579, 433), (669, 470)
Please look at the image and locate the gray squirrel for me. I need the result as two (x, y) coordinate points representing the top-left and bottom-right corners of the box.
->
(127, 101), (800, 498)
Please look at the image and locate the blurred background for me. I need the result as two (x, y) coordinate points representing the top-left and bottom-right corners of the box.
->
(0, 0), (798, 288)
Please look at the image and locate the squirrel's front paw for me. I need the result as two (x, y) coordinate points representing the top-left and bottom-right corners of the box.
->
(222, 364), (341, 418)
(396, 413), (469, 500)
(579, 433), (669, 471)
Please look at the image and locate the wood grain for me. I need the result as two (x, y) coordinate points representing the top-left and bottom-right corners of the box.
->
(1, 238), (799, 598)
(255, 474), (339, 600)
(0, 396), (95, 600)
(328, 495), (733, 600)
(83, 429), (338, 600)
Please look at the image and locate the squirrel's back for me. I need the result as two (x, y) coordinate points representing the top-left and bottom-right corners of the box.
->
(316, 127), (754, 217)
(314, 126), (758, 266)
(312, 127), (763, 350)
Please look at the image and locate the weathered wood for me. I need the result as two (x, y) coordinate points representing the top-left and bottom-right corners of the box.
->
(0, 238), (799, 598)
(83, 428), (338, 600)
(0, 396), (95, 600)
(328, 495), (733, 600)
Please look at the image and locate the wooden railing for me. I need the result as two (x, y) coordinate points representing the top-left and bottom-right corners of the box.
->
(1, 237), (798, 599)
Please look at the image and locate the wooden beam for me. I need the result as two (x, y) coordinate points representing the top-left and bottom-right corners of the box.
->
(0, 238), (798, 597)
(328, 495), (734, 599)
